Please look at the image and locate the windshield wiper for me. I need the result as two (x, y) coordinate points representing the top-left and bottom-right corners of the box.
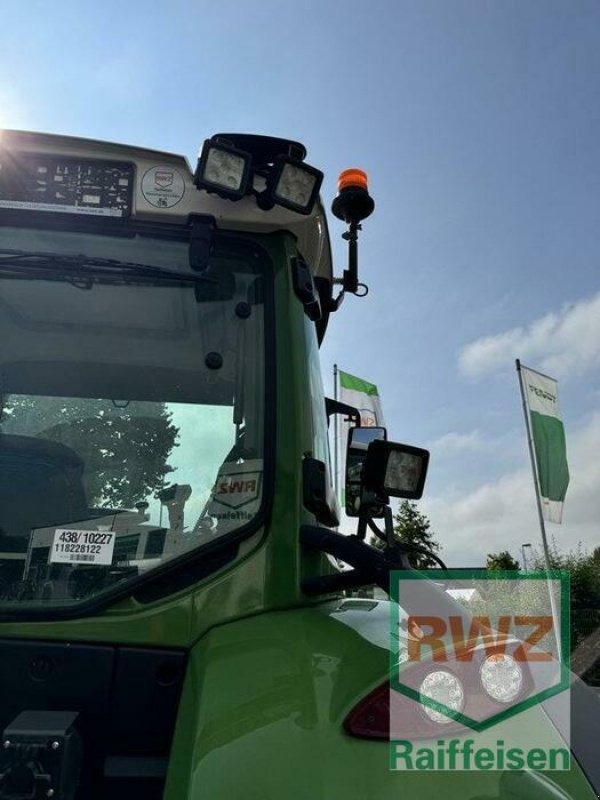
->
(0, 248), (214, 285)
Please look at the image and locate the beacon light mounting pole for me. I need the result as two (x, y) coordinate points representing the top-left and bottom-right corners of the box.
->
(329, 169), (375, 310)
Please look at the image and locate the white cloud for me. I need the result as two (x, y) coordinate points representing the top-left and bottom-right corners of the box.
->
(423, 412), (600, 566)
(428, 429), (485, 455)
(459, 291), (600, 379)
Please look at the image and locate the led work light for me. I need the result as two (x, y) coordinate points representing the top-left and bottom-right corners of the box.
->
(194, 139), (252, 200)
(268, 157), (323, 215)
(362, 439), (430, 500)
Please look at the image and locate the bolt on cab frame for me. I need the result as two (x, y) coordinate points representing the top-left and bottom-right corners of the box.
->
(0, 130), (596, 800)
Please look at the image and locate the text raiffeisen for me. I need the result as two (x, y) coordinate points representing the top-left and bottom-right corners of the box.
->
(390, 739), (570, 771)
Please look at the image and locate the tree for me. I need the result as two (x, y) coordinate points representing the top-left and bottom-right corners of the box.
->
(529, 540), (600, 614)
(527, 540), (600, 684)
(486, 551), (520, 571)
(0, 395), (179, 508)
(373, 500), (441, 569)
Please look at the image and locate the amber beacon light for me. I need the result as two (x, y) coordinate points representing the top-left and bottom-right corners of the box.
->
(332, 168), (374, 225)
(330, 168), (375, 299)
(338, 168), (369, 192)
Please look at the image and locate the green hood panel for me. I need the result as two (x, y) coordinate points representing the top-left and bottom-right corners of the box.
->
(164, 600), (594, 800)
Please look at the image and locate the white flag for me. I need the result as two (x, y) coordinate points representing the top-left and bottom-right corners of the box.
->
(519, 364), (570, 524)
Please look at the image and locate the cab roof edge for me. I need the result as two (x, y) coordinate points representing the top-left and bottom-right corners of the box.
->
(0, 129), (188, 166)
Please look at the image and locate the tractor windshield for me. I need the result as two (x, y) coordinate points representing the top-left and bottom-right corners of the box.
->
(0, 225), (268, 611)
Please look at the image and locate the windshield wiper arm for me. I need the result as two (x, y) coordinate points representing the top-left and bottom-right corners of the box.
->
(0, 248), (214, 284)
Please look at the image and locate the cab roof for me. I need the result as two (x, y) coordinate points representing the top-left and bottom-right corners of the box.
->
(0, 129), (333, 284)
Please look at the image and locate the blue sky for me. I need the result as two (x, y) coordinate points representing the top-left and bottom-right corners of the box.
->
(1, 0), (599, 564)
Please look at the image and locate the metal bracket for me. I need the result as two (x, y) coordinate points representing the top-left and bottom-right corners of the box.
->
(291, 257), (322, 321)
(188, 216), (215, 271)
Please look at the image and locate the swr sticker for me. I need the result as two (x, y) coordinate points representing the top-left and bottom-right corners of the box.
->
(211, 471), (262, 509)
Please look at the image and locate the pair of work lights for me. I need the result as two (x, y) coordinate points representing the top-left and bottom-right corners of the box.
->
(194, 137), (323, 216)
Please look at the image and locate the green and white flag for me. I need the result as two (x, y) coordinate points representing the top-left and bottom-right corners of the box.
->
(338, 370), (385, 429)
(337, 369), (385, 502)
(519, 363), (570, 524)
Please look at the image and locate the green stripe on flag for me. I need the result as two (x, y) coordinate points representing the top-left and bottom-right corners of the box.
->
(530, 411), (570, 502)
(339, 370), (379, 396)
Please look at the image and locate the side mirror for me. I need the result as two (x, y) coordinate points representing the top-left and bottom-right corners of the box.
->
(345, 426), (387, 517)
(363, 440), (429, 500)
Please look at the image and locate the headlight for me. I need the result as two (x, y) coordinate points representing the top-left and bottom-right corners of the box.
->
(419, 670), (464, 724)
(480, 653), (523, 703)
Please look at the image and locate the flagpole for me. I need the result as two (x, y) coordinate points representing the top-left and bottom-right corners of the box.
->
(333, 363), (339, 501)
(516, 359), (562, 662)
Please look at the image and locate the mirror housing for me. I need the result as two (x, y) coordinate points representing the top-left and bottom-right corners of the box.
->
(363, 440), (429, 500)
(344, 426), (387, 517)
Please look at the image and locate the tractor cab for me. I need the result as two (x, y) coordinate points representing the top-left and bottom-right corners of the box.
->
(0, 131), (595, 800)
(0, 130), (340, 611)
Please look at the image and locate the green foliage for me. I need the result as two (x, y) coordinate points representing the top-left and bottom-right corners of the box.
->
(486, 550), (520, 571)
(373, 500), (441, 568)
(1, 395), (179, 508)
(528, 539), (600, 676)
(529, 539), (600, 612)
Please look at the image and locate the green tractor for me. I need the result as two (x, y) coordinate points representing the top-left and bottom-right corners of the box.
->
(0, 130), (596, 799)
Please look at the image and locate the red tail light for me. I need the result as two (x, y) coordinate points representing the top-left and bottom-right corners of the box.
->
(343, 679), (470, 741)
(343, 682), (390, 740)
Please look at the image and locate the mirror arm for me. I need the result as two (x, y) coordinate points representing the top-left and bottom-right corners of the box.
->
(366, 506), (396, 547)
(366, 510), (449, 571)
(365, 508), (392, 545)
(301, 568), (372, 596)
(301, 525), (384, 571)
(384, 506), (395, 546)
(393, 545), (447, 571)
(356, 515), (368, 541)
(325, 397), (360, 426)
(300, 524), (401, 595)
(300, 524), (449, 596)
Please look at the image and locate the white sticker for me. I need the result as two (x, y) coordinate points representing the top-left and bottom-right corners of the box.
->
(50, 529), (116, 566)
(141, 165), (186, 209)
(212, 470), (262, 509)
(206, 459), (263, 527)
(0, 199), (124, 217)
